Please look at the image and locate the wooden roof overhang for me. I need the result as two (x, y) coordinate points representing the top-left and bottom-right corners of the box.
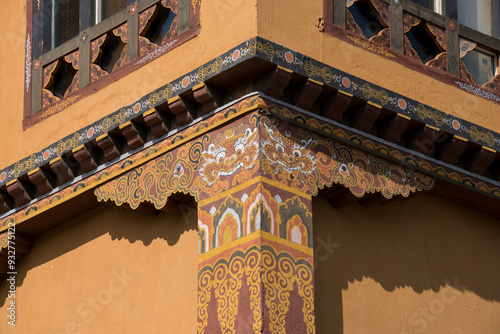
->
(1, 37), (499, 282)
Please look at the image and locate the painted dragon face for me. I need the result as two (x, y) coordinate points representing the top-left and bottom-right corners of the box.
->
(261, 123), (317, 174)
(199, 122), (317, 185)
(199, 126), (259, 185)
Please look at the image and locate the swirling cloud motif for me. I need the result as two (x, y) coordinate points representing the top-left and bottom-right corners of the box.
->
(261, 122), (317, 174)
(199, 126), (260, 185)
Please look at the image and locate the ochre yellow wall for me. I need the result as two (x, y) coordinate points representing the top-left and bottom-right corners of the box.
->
(2, 0), (499, 171)
(0, 0), (258, 168)
(313, 193), (500, 333)
(1, 0), (499, 170)
(0, 205), (198, 333)
(257, 0), (500, 135)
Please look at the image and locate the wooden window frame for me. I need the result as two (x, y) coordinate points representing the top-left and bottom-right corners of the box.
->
(24, 0), (200, 128)
(324, 0), (500, 84)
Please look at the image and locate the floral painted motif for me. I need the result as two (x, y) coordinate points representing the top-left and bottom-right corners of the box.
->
(426, 22), (447, 51)
(459, 38), (477, 58)
(25, 35), (31, 92)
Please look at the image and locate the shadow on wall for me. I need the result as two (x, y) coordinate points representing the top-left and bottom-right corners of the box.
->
(313, 193), (500, 333)
(0, 198), (197, 308)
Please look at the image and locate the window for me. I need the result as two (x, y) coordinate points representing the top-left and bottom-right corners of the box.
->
(457, 0), (492, 35)
(46, 0), (80, 50)
(405, 24), (440, 63)
(461, 47), (497, 86)
(408, 0), (444, 12)
(405, 0), (499, 85)
(95, 0), (127, 24)
(26, 0), (198, 121)
(347, 0), (385, 39)
(410, 0), (498, 36)
(428, 0), (498, 84)
(35, 0), (127, 55)
(408, 0), (434, 10)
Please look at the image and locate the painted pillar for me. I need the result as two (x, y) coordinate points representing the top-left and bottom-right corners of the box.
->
(196, 179), (315, 333)
(195, 110), (317, 333)
(193, 102), (434, 333)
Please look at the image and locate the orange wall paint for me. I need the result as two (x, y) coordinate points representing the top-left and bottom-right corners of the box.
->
(256, 0), (500, 137)
(2, 0), (499, 172)
(0, 0), (258, 169)
(0, 205), (198, 333)
(313, 194), (500, 333)
(1, 0), (499, 171)
(1, 1), (500, 332)
(0, 0), (27, 169)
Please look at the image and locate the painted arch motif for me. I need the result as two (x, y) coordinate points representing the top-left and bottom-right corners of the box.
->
(212, 196), (245, 248)
(197, 183), (313, 253)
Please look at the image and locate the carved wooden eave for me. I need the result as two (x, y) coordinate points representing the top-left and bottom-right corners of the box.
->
(1, 37), (500, 282)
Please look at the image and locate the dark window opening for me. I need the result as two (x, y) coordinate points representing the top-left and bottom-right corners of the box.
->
(143, 6), (177, 45)
(405, 25), (439, 63)
(98, 34), (126, 73)
(49, 62), (78, 99)
(348, 1), (383, 39)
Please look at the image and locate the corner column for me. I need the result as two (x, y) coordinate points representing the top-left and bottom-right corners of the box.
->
(193, 110), (319, 333)
(93, 98), (434, 333)
(197, 178), (315, 333)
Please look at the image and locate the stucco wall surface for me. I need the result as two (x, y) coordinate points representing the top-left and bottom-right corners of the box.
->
(257, 0), (500, 138)
(1, 0), (499, 170)
(313, 193), (500, 333)
(0, 205), (198, 333)
(0, 0), (258, 169)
